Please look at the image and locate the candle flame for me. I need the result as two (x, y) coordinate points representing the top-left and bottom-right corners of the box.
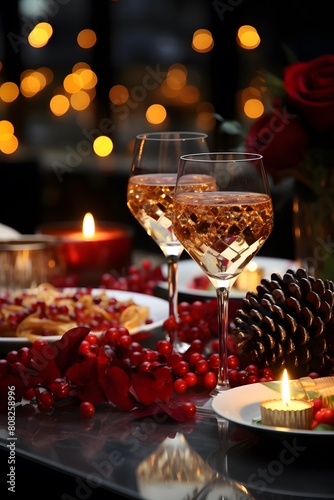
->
(281, 369), (290, 405)
(82, 212), (95, 238)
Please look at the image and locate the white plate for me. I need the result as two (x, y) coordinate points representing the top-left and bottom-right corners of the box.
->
(159, 256), (298, 299)
(212, 382), (334, 437)
(0, 289), (168, 349)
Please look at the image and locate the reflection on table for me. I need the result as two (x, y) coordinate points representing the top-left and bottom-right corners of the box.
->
(0, 388), (333, 500)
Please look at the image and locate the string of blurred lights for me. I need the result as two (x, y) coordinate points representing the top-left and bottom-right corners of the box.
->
(0, 16), (264, 157)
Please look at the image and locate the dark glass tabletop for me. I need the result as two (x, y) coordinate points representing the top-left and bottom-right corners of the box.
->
(0, 389), (333, 500)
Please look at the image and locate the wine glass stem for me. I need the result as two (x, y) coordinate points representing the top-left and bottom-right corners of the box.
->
(166, 254), (179, 320)
(216, 287), (231, 389)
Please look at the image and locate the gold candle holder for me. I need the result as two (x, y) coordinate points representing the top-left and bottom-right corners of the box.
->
(260, 399), (314, 429)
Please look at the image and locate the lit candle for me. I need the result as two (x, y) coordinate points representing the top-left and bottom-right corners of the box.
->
(38, 213), (133, 285)
(260, 369), (314, 429)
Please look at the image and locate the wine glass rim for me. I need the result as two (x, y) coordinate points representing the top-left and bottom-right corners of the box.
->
(136, 131), (208, 141)
(180, 152), (263, 162)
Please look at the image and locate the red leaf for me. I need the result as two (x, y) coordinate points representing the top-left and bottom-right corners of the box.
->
(65, 358), (97, 386)
(132, 366), (173, 405)
(53, 327), (91, 374)
(28, 342), (61, 384)
(102, 366), (135, 411)
(66, 357), (107, 404)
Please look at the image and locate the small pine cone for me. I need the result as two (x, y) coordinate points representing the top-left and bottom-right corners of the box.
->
(231, 268), (334, 378)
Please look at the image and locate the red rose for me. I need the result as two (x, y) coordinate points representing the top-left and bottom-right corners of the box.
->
(245, 102), (308, 181)
(284, 54), (334, 131)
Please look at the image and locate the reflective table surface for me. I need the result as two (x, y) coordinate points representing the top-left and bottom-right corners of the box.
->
(0, 328), (333, 500)
(1, 390), (333, 499)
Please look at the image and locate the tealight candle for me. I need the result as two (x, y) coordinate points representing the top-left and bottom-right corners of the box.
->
(38, 213), (133, 285)
(260, 369), (314, 429)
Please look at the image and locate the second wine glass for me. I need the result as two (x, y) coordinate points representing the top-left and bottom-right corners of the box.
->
(173, 152), (274, 393)
(127, 131), (209, 352)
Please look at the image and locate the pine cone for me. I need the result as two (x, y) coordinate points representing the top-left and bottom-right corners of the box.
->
(231, 268), (334, 378)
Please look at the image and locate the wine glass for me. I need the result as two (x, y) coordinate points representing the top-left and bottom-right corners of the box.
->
(173, 152), (274, 393)
(127, 131), (209, 352)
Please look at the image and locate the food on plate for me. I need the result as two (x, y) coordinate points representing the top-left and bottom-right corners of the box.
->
(0, 283), (150, 341)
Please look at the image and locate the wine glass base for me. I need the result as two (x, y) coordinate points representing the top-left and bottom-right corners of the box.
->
(210, 382), (231, 397)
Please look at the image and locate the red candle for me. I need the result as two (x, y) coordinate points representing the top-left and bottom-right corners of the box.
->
(38, 214), (133, 285)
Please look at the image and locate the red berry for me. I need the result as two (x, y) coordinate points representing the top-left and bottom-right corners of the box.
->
(50, 377), (69, 399)
(308, 372), (320, 379)
(237, 370), (247, 385)
(182, 402), (196, 418)
(129, 351), (143, 366)
(6, 350), (18, 364)
(247, 374), (259, 384)
(312, 398), (323, 415)
(228, 369), (239, 387)
(260, 367), (275, 379)
(118, 334), (132, 349)
(38, 391), (54, 407)
(227, 355), (239, 369)
(138, 361), (152, 372)
(173, 361), (189, 376)
(183, 372), (198, 387)
(245, 364), (258, 376)
(85, 333), (99, 345)
(0, 359), (9, 377)
(211, 340), (219, 352)
(23, 388), (35, 400)
(203, 371), (217, 390)
(189, 352), (203, 365)
(209, 353), (219, 369)
(156, 340), (173, 355)
(174, 378), (187, 393)
(195, 359), (209, 374)
(314, 407), (334, 426)
(79, 340), (91, 356)
(80, 401), (95, 418)
(17, 347), (29, 364)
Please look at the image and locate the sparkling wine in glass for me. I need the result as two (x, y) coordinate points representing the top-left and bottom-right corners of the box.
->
(173, 152), (274, 393)
(127, 131), (209, 352)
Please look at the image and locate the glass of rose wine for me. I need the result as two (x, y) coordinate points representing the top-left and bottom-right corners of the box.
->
(173, 152), (274, 394)
(127, 131), (209, 352)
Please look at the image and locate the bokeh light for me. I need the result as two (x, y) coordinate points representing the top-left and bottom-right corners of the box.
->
(28, 22), (53, 48)
(145, 104), (167, 124)
(70, 91), (91, 111)
(109, 84), (129, 104)
(49, 94), (70, 116)
(93, 136), (113, 157)
(77, 29), (97, 49)
(0, 121), (18, 154)
(237, 25), (261, 49)
(244, 98), (264, 119)
(0, 82), (19, 103)
(192, 29), (214, 53)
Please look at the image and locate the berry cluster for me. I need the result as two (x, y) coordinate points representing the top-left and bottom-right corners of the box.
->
(100, 260), (165, 295)
(1, 321), (275, 420)
(312, 398), (334, 429)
